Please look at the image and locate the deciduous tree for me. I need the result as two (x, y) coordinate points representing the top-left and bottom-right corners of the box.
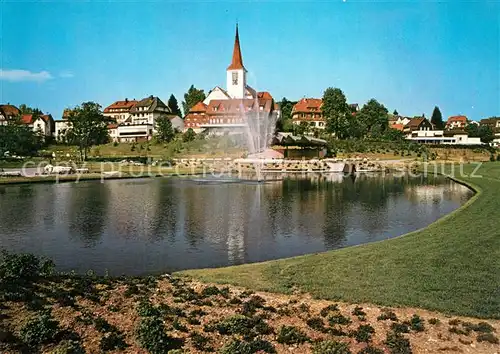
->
(182, 85), (206, 116)
(322, 87), (350, 138)
(356, 99), (389, 137)
(275, 97), (295, 132)
(66, 102), (109, 161)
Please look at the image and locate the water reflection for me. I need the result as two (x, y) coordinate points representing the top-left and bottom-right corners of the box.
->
(0, 174), (473, 275)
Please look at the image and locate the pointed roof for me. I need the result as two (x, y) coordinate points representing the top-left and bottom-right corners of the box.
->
(227, 24), (245, 71)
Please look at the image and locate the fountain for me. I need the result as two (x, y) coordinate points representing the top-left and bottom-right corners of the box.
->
(236, 95), (279, 181)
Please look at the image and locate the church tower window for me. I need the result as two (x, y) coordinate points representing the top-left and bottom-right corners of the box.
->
(232, 72), (238, 85)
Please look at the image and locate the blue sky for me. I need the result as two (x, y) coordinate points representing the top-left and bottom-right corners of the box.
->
(1, 0), (498, 121)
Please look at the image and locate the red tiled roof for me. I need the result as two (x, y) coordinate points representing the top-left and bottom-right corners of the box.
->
(0, 104), (20, 117)
(20, 114), (35, 124)
(292, 98), (323, 113)
(107, 123), (118, 129)
(206, 97), (273, 115)
(104, 99), (138, 113)
(257, 91), (273, 100)
(447, 115), (467, 123)
(391, 123), (404, 131)
(189, 102), (208, 113)
(227, 25), (245, 70)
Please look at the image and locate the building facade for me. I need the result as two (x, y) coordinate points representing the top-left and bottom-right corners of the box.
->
(183, 25), (278, 134)
(0, 104), (20, 125)
(103, 99), (138, 124)
(20, 114), (55, 138)
(446, 115), (467, 130)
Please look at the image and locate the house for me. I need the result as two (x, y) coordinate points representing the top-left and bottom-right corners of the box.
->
(54, 109), (76, 141)
(20, 114), (55, 138)
(116, 95), (178, 142)
(183, 25), (278, 135)
(103, 99), (138, 124)
(446, 115), (467, 130)
(403, 117), (433, 134)
(0, 104), (20, 125)
(184, 102), (208, 132)
(480, 117), (500, 146)
(290, 98), (359, 130)
(292, 98), (325, 129)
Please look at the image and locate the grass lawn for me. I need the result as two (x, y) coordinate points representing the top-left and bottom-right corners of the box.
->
(180, 162), (500, 319)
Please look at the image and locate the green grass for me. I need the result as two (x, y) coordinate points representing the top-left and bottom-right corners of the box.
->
(179, 162), (500, 319)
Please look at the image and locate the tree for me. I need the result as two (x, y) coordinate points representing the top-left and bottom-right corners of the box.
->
(356, 99), (389, 138)
(0, 117), (43, 156)
(393, 109), (399, 116)
(478, 125), (494, 144)
(465, 123), (479, 137)
(167, 94), (182, 117)
(155, 115), (175, 142)
(275, 97), (295, 133)
(18, 104), (43, 117)
(182, 85), (206, 116)
(430, 106), (444, 130)
(66, 102), (109, 161)
(322, 87), (350, 138)
(182, 128), (196, 142)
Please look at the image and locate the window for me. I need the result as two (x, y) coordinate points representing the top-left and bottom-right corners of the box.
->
(232, 72), (238, 85)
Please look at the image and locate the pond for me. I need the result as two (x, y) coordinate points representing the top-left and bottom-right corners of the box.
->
(0, 173), (473, 275)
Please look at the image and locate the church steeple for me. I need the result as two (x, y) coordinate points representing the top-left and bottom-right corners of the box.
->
(227, 24), (245, 71)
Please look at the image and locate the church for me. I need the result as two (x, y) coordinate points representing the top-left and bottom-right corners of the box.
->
(184, 25), (278, 133)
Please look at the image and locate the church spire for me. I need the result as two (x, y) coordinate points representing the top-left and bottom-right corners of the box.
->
(227, 24), (245, 70)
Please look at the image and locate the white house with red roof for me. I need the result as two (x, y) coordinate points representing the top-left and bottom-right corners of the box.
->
(20, 114), (55, 138)
(0, 104), (21, 125)
(446, 115), (468, 130)
(103, 99), (138, 124)
(184, 25), (278, 134)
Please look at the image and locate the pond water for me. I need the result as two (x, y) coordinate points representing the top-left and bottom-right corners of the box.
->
(0, 174), (473, 275)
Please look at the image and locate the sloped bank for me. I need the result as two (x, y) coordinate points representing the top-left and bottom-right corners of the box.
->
(179, 163), (500, 319)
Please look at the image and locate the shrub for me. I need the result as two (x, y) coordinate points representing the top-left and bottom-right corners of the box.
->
(190, 332), (213, 351)
(93, 316), (116, 333)
(229, 297), (242, 305)
(391, 322), (410, 334)
(20, 311), (60, 347)
(463, 321), (495, 333)
(215, 315), (271, 338)
(352, 324), (375, 342)
(449, 326), (470, 335)
(136, 316), (183, 354)
(377, 311), (398, 321)
(50, 340), (85, 354)
(352, 306), (366, 317)
(99, 331), (128, 352)
(201, 286), (221, 298)
(276, 325), (310, 344)
(124, 284), (140, 297)
(320, 304), (339, 317)
(428, 318), (440, 325)
(172, 318), (188, 332)
(0, 251), (54, 281)
(477, 332), (499, 344)
(409, 314), (425, 332)
(358, 346), (384, 354)
(448, 318), (461, 326)
(385, 332), (412, 354)
(219, 338), (276, 354)
(328, 313), (352, 326)
(312, 340), (351, 354)
(306, 316), (326, 332)
(137, 299), (161, 317)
